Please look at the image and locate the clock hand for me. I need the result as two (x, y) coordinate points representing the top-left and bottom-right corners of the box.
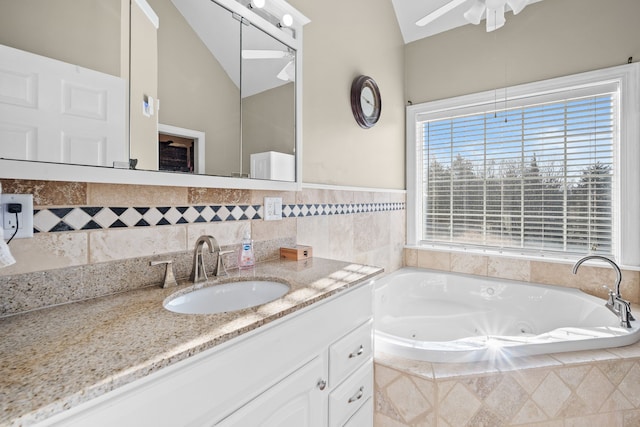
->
(361, 96), (373, 106)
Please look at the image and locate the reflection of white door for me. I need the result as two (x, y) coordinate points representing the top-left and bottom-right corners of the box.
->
(0, 44), (127, 167)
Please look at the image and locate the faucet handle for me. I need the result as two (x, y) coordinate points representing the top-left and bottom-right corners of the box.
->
(150, 260), (178, 288)
(216, 250), (235, 277)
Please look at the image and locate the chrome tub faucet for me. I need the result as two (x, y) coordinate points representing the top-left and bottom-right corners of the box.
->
(572, 255), (635, 328)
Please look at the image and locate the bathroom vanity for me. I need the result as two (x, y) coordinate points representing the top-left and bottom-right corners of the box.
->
(0, 258), (382, 426)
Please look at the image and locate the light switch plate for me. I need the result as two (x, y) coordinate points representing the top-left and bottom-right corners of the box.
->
(2, 194), (34, 240)
(264, 197), (282, 221)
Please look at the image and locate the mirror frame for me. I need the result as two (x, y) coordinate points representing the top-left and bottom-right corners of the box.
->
(0, 0), (308, 191)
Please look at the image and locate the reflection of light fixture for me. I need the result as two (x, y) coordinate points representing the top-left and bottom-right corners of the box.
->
(250, 0), (265, 9)
(280, 13), (293, 27)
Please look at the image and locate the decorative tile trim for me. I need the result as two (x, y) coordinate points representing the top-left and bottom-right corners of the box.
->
(32, 202), (405, 233)
(282, 202), (405, 218)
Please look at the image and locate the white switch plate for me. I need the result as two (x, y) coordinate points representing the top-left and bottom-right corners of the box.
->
(2, 194), (34, 240)
(264, 197), (282, 221)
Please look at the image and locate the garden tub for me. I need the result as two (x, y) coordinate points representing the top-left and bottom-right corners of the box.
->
(374, 267), (640, 363)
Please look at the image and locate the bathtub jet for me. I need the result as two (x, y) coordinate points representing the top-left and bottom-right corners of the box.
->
(374, 267), (640, 363)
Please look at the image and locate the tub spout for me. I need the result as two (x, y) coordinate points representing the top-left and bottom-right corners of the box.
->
(572, 255), (635, 328)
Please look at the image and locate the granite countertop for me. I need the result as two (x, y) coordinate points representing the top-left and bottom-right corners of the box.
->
(0, 258), (383, 426)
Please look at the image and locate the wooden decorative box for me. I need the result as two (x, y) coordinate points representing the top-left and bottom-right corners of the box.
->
(280, 245), (313, 261)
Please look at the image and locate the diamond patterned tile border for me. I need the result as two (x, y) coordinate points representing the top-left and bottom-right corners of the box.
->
(32, 202), (405, 233)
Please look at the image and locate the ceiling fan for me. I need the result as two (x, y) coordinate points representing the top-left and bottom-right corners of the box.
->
(242, 49), (295, 82)
(416, 0), (529, 32)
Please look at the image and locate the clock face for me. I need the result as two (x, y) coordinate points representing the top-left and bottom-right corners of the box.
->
(360, 86), (375, 117)
(350, 75), (381, 129)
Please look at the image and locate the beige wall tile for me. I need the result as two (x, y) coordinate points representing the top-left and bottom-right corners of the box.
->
(186, 221), (248, 248)
(385, 375), (432, 422)
(438, 382), (482, 425)
(386, 246), (404, 273)
(373, 413), (409, 427)
(354, 212), (390, 252)
(328, 190), (356, 204)
(296, 215), (329, 258)
(417, 250), (451, 271)
(0, 232), (88, 275)
(450, 253), (488, 276)
(251, 217), (296, 243)
(355, 246), (392, 272)
(88, 183), (189, 206)
(328, 214), (354, 262)
(88, 226), (187, 263)
(405, 248), (418, 267)
(488, 257), (531, 282)
(375, 364), (402, 388)
(249, 190), (296, 205)
(1, 179), (87, 206)
(187, 187), (251, 205)
(389, 192), (406, 203)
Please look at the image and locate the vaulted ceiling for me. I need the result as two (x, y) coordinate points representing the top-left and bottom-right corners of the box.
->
(391, 0), (544, 44)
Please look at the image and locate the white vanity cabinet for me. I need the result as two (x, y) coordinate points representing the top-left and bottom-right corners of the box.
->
(37, 281), (374, 427)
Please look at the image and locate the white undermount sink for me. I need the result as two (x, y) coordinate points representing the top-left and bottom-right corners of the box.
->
(164, 280), (290, 315)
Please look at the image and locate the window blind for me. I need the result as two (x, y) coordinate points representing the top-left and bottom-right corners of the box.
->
(419, 92), (615, 255)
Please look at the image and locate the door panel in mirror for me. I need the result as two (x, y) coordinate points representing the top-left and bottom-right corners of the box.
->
(241, 22), (296, 182)
(0, 0), (128, 168)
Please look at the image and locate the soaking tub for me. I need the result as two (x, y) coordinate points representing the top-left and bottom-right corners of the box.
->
(374, 267), (640, 363)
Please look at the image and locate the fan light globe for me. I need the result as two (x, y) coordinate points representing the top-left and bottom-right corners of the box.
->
(281, 13), (293, 27)
(251, 0), (265, 8)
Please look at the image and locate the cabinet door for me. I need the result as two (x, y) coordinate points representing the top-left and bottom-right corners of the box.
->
(216, 356), (326, 427)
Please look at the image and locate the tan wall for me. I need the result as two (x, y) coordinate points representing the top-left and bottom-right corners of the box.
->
(242, 83), (295, 174)
(129, 2), (159, 171)
(405, 0), (640, 104)
(289, 0), (406, 189)
(0, 0), (122, 77)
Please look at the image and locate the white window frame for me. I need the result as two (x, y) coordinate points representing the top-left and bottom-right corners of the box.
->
(406, 63), (640, 268)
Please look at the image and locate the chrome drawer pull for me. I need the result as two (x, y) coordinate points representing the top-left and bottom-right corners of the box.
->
(348, 386), (364, 403)
(348, 345), (364, 359)
(317, 379), (327, 391)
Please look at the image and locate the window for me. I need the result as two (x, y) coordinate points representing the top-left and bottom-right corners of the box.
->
(406, 64), (640, 267)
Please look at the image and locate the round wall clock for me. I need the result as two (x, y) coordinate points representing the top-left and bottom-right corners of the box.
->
(350, 75), (381, 129)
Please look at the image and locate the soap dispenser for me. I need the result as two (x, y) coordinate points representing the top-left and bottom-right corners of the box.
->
(238, 230), (255, 269)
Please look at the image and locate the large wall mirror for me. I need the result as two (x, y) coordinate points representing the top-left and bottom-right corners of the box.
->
(0, 0), (305, 187)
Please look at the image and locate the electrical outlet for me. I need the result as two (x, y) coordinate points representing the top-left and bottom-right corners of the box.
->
(1, 194), (33, 240)
(264, 197), (283, 221)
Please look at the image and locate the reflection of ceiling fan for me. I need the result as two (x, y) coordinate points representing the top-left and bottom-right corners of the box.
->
(416, 0), (529, 32)
(242, 49), (295, 82)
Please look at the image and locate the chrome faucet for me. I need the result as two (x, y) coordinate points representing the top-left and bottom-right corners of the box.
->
(572, 255), (635, 328)
(190, 235), (220, 283)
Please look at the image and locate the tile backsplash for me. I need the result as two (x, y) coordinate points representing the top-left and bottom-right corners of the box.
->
(0, 179), (406, 316)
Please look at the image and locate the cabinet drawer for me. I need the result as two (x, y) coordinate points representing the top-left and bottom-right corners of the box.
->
(329, 320), (372, 387)
(329, 361), (373, 427)
(343, 397), (373, 427)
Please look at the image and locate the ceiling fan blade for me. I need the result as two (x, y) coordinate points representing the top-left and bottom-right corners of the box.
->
(463, 0), (485, 25)
(506, 0), (527, 14)
(277, 60), (295, 82)
(415, 0), (469, 27)
(486, 3), (505, 31)
(242, 49), (289, 59)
